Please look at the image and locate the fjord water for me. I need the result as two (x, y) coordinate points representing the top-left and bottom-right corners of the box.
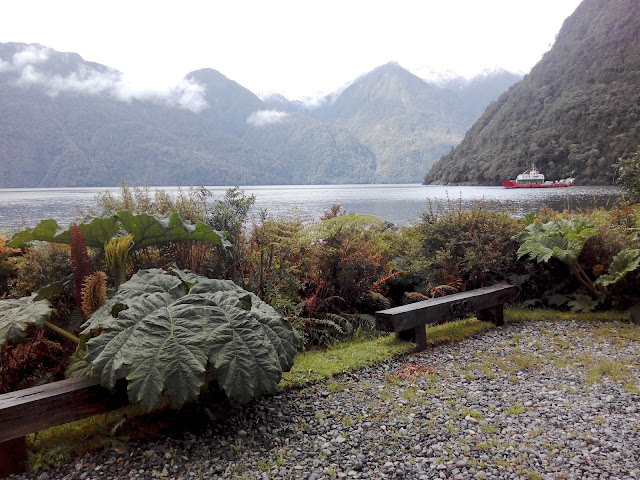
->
(0, 184), (623, 233)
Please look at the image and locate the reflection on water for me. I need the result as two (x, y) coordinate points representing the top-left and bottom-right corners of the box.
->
(0, 184), (624, 233)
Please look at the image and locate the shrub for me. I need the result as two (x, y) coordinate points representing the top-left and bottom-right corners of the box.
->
(90, 180), (210, 223)
(241, 211), (307, 316)
(89, 181), (244, 277)
(518, 213), (640, 311)
(0, 234), (19, 298)
(618, 149), (640, 204)
(300, 212), (397, 315)
(13, 243), (73, 297)
(403, 203), (526, 295)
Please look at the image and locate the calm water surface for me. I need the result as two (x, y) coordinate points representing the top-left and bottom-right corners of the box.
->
(0, 184), (623, 233)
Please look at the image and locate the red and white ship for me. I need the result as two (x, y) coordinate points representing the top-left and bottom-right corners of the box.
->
(502, 166), (575, 189)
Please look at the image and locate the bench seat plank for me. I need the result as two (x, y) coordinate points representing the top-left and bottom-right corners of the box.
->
(376, 284), (517, 333)
(375, 284), (517, 351)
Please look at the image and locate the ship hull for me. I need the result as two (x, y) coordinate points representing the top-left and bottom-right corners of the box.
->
(502, 180), (574, 189)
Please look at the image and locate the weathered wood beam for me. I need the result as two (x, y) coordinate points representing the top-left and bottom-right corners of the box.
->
(0, 376), (128, 477)
(375, 284), (517, 333)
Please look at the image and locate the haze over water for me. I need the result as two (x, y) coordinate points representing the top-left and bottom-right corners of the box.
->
(0, 184), (623, 234)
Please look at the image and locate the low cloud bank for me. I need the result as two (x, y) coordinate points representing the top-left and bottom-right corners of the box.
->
(246, 109), (289, 127)
(2, 45), (208, 113)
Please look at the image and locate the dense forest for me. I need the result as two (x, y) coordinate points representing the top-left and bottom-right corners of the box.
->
(425, 0), (640, 185)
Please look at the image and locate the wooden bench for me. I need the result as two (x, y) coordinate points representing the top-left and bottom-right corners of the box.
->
(375, 284), (517, 351)
(0, 376), (127, 477)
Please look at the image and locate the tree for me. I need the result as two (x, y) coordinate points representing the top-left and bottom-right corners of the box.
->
(618, 149), (640, 204)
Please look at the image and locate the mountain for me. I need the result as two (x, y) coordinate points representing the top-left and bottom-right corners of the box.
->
(0, 45), (281, 187)
(0, 44), (378, 187)
(0, 42), (519, 187)
(425, 0), (640, 185)
(311, 62), (521, 183)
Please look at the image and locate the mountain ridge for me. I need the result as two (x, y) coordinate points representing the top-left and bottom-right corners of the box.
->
(1, 42), (521, 187)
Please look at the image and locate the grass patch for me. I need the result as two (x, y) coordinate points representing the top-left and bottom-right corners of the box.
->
(585, 358), (629, 384)
(591, 323), (640, 342)
(281, 318), (494, 389)
(507, 354), (539, 371)
(279, 334), (413, 388)
(505, 403), (526, 415)
(506, 308), (628, 324)
(423, 318), (494, 346)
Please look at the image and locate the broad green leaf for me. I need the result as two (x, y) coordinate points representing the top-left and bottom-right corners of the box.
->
(595, 248), (640, 288)
(8, 219), (66, 248)
(117, 211), (230, 251)
(0, 295), (53, 346)
(34, 275), (74, 301)
(77, 214), (122, 247)
(85, 268), (301, 409)
(518, 218), (596, 265)
(9, 211), (231, 251)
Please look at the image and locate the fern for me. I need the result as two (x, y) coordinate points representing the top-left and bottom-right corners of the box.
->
(568, 294), (599, 313)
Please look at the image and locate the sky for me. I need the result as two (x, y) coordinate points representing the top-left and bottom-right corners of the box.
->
(1, 0), (584, 101)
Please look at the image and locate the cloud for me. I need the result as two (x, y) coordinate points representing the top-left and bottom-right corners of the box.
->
(0, 44), (50, 72)
(4, 45), (208, 113)
(12, 44), (50, 67)
(246, 110), (289, 127)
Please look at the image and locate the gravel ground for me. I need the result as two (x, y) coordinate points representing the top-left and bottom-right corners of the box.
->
(13, 319), (640, 480)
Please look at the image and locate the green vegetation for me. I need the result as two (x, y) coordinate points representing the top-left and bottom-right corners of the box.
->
(426, 0), (640, 185)
(280, 334), (413, 388)
(400, 202), (524, 293)
(82, 268), (300, 409)
(2, 186), (640, 398)
(618, 149), (640, 203)
(518, 216), (640, 311)
(1, 184), (640, 472)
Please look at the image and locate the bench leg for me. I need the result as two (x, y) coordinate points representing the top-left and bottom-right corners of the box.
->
(477, 305), (504, 326)
(0, 436), (28, 477)
(398, 326), (427, 351)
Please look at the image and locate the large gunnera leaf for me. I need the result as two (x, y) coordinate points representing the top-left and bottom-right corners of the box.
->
(595, 248), (640, 288)
(8, 211), (231, 251)
(518, 217), (597, 265)
(0, 295), (53, 347)
(83, 268), (301, 410)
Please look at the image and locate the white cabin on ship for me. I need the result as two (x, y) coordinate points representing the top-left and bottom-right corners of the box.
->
(516, 166), (545, 185)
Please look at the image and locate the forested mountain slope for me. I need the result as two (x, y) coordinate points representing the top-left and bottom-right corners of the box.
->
(425, 0), (640, 185)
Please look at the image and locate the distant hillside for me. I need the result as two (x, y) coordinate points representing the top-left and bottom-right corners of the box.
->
(425, 0), (640, 185)
(0, 48), (281, 187)
(312, 62), (464, 183)
(0, 42), (519, 187)
(312, 62), (521, 183)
